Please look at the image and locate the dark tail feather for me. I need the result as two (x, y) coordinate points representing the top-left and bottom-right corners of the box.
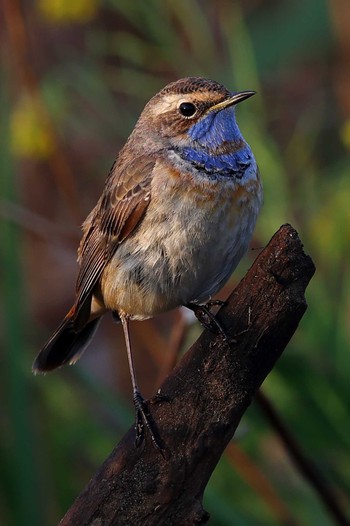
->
(32, 310), (101, 373)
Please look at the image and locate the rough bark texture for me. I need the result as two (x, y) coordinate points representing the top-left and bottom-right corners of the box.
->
(60, 224), (315, 526)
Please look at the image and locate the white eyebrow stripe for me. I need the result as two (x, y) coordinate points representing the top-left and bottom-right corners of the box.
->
(153, 92), (220, 115)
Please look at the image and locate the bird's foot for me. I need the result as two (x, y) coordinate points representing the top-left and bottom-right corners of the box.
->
(186, 300), (228, 341)
(205, 299), (227, 309)
(133, 390), (167, 457)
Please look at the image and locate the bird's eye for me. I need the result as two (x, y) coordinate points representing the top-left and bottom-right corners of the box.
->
(179, 102), (197, 117)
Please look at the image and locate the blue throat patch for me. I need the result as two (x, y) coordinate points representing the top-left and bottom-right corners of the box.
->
(181, 107), (252, 179)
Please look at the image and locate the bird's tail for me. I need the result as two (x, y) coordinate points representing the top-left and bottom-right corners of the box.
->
(32, 305), (101, 373)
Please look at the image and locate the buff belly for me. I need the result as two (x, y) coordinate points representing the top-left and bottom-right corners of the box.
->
(100, 175), (262, 320)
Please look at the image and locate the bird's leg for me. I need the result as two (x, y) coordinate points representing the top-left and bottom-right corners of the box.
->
(120, 314), (165, 454)
(186, 300), (228, 341)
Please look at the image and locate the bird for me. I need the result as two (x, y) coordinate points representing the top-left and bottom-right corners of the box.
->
(33, 76), (263, 452)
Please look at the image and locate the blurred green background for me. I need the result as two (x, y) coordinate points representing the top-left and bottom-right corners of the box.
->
(1, 0), (350, 524)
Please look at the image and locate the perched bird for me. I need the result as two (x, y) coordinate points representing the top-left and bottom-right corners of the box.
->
(33, 77), (263, 451)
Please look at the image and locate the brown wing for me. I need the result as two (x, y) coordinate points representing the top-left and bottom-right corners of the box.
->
(73, 155), (155, 328)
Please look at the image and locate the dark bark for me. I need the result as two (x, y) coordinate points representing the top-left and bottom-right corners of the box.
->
(60, 224), (315, 526)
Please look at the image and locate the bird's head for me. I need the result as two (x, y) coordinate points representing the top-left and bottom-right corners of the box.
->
(136, 77), (255, 152)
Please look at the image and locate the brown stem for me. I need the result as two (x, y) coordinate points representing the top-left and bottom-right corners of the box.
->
(225, 442), (301, 526)
(256, 390), (350, 526)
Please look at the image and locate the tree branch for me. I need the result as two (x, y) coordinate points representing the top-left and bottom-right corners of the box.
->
(60, 224), (315, 526)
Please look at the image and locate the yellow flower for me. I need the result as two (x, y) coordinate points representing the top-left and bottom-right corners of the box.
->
(37, 0), (99, 24)
(11, 96), (54, 159)
(340, 118), (350, 150)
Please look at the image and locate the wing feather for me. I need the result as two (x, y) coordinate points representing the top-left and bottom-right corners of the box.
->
(73, 155), (156, 327)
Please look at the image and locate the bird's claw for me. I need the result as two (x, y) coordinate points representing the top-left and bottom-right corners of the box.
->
(133, 391), (167, 456)
(186, 301), (229, 341)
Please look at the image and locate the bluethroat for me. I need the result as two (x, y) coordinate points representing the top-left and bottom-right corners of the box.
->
(33, 77), (263, 452)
